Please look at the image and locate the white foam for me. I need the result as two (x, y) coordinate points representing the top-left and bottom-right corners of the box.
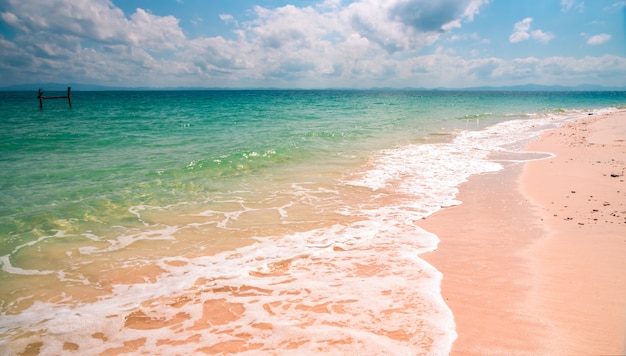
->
(77, 225), (178, 255)
(0, 255), (55, 275)
(0, 233), (62, 275)
(0, 215), (455, 354)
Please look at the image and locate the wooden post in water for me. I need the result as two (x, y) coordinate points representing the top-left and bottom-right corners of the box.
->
(37, 87), (72, 108)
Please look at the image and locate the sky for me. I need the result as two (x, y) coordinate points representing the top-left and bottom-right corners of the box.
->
(0, 0), (625, 88)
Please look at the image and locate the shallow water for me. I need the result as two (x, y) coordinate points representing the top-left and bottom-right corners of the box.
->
(0, 90), (624, 354)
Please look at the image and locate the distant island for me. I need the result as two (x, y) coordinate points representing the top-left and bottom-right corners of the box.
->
(1, 83), (625, 92)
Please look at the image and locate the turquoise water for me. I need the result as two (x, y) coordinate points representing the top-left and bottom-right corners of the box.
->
(1, 90), (625, 354)
(3, 90), (624, 242)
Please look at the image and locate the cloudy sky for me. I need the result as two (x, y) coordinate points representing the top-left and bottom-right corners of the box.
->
(1, 0), (625, 88)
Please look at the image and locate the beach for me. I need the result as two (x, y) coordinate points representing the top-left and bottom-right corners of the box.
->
(420, 110), (626, 355)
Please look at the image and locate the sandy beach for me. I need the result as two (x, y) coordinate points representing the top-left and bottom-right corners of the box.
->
(420, 110), (626, 355)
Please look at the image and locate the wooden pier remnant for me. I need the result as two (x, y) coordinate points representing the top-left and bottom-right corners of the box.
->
(38, 87), (72, 108)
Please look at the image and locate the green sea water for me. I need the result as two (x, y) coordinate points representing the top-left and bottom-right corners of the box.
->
(3, 90), (623, 244)
(0, 90), (624, 354)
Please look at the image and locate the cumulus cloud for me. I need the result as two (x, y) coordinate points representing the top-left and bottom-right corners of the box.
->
(0, 0), (623, 88)
(347, 0), (487, 53)
(472, 54), (626, 86)
(1, 0), (186, 52)
(0, 0), (491, 86)
(509, 18), (554, 44)
(531, 29), (556, 44)
(219, 14), (235, 25)
(388, 0), (480, 32)
(586, 33), (611, 45)
(509, 18), (533, 43)
(401, 53), (626, 87)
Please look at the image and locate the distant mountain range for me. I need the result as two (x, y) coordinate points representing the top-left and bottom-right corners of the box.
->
(455, 84), (626, 91)
(1, 82), (625, 91)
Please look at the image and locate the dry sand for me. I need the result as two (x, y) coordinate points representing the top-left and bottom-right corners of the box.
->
(420, 110), (626, 355)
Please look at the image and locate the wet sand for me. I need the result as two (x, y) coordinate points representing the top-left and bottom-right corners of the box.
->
(420, 110), (626, 355)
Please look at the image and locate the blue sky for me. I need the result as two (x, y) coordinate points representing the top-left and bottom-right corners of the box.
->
(0, 0), (625, 88)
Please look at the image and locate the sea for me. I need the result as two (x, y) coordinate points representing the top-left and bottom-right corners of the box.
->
(1, 90), (624, 355)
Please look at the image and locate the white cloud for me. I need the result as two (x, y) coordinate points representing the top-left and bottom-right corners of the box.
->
(509, 31), (531, 43)
(509, 18), (554, 44)
(0, 0), (623, 88)
(349, 0), (488, 52)
(400, 54), (626, 88)
(586, 33), (611, 45)
(127, 9), (186, 51)
(219, 14), (234, 24)
(0, 0), (185, 51)
(509, 18), (533, 43)
(531, 29), (556, 44)
(1, 11), (28, 32)
(0, 0), (493, 86)
(561, 0), (585, 12)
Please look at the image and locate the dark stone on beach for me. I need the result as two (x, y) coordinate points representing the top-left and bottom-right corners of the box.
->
(610, 174), (620, 177)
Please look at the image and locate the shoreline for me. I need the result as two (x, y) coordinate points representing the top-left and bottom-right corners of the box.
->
(419, 110), (626, 354)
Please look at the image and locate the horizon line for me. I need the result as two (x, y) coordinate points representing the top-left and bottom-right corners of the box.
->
(2, 83), (626, 92)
